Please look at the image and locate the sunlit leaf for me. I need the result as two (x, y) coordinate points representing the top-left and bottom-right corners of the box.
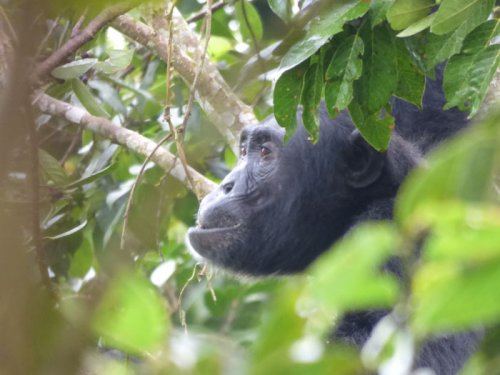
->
(307, 223), (400, 312)
(279, 1), (369, 72)
(443, 20), (500, 116)
(396, 109), (500, 225)
(92, 271), (169, 355)
(387, 0), (434, 31)
(396, 13), (435, 38)
(95, 49), (134, 74)
(430, 0), (494, 35)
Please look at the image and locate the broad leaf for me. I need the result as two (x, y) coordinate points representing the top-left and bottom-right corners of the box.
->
(300, 56), (323, 143)
(412, 236), (500, 335)
(396, 109), (500, 224)
(394, 38), (425, 107)
(443, 20), (500, 116)
(279, 1), (369, 72)
(51, 58), (98, 80)
(370, 0), (396, 28)
(94, 49), (134, 74)
(387, 0), (434, 31)
(268, 0), (293, 23)
(430, 0), (494, 35)
(274, 64), (306, 141)
(235, 1), (263, 42)
(308, 223), (399, 312)
(39, 149), (70, 187)
(72, 79), (109, 117)
(397, 13), (436, 38)
(354, 24), (397, 113)
(324, 35), (364, 116)
(92, 272), (169, 356)
(348, 102), (394, 151)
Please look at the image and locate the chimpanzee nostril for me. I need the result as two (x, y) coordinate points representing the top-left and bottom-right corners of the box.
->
(222, 181), (234, 194)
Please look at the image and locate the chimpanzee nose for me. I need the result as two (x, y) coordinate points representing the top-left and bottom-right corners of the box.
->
(221, 181), (234, 194)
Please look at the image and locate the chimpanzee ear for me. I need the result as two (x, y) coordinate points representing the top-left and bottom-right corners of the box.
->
(345, 130), (386, 188)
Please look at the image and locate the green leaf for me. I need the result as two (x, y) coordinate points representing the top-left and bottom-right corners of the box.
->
(348, 102), (394, 151)
(443, 20), (500, 116)
(279, 1), (369, 72)
(397, 13), (436, 37)
(235, 1), (263, 42)
(39, 149), (70, 187)
(45, 220), (88, 240)
(394, 38), (425, 107)
(387, 0), (434, 31)
(51, 58), (98, 80)
(300, 56), (323, 143)
(274, 64), (306, 142)
(268, 0), (293, 23)
(354, 24), (397, 113)
(420, 203), (500, 264)
(71, 79), (109, 117)
(412, 255), (500, 335)
(370, 0), (396, 28)
(65, 163), (116, 189)
(430, 0), (494, 35)
(207, 35), (233, 59)
(324, 35), (364, 116)
(92, 272), (169, 356)
(308, 223), (399, 312)
(69, 234), (94, 278)
(396, 110), (500, 224)
(95, 49), (134, 74)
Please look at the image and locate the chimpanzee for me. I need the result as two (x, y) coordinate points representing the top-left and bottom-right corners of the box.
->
(186, 69), (478, 374)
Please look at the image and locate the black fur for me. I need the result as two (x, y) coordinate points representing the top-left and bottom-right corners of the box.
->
(187, 69), (477, 373)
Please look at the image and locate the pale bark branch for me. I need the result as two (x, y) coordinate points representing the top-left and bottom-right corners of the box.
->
(112, 12), (257, 154)
(33, 93), (217, 197)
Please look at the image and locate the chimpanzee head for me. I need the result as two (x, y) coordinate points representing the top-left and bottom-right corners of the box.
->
(187, 109), (420, 276)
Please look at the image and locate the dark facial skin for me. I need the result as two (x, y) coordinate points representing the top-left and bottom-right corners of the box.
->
(187, 109), (421, 275)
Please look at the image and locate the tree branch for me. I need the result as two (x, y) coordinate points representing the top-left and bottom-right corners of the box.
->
(32, 1), (136, 83)
(33, 93), (217, 197)
(112, 12), (257, 154)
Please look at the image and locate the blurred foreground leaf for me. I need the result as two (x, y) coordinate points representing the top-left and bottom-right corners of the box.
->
(92, 271), (169, 355)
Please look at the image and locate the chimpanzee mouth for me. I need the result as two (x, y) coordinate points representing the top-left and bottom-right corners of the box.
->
(186, 223), (242, 259)
(189, 222), (241, 234)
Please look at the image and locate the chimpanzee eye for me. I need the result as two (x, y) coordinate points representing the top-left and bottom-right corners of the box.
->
(240, 146), (247, 157)
(260, 146), (271, 157)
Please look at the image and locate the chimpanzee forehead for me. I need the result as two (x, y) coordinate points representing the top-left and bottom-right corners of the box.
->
(240, 116), (285, 144)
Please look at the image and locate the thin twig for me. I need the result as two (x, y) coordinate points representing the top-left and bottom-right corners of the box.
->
(164, 0), (213, 201)
(186, 0), (227, 23)
(119, 133), (172, 252)
(32, 1), (136, 83)
(178, 263), (203, 334)
(157, 1), (198, 199)
(60, 123), (83, 165)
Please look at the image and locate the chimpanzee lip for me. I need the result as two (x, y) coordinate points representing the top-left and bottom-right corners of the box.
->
(190, 223), (241, 234)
